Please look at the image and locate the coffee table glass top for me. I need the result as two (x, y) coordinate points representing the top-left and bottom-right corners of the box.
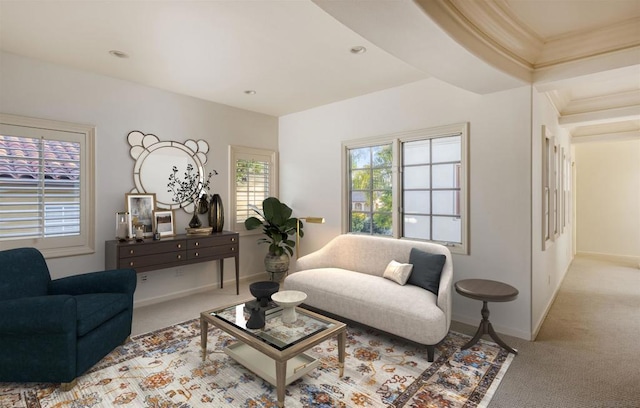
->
(210, 303), (335, 351)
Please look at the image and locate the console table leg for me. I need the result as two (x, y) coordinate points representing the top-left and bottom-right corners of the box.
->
(219, 259), (224, 289)
(235, 254), (240, 295)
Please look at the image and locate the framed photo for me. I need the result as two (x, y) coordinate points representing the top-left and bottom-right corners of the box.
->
(153, 209), (175, 237)
(125, 193), (156, 237)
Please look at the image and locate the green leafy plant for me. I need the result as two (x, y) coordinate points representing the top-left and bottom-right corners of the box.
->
(244, 197), (304, 256)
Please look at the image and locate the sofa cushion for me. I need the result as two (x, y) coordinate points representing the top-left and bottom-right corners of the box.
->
(74, 293), (130, 337)
(383, 260), (413, 285)
(284, 268), (447, 345)
(407, 248), (446, 295)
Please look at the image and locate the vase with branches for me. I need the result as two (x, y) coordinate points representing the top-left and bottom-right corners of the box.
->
(167, 164), (217, 228)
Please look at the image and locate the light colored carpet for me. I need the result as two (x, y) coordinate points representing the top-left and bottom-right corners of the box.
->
(453, 256), (640, 407)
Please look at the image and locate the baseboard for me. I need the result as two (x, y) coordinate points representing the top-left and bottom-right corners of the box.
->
(576, 251), (640, 268)
(133, 272), (264, 309)
(531, 255), (575, 340)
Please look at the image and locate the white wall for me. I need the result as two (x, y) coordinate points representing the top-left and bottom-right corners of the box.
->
(530, 89), (574, 337)
(279, 78), (534, 339)
(574, 139), (640, 263)
(0, 52), (279, 305)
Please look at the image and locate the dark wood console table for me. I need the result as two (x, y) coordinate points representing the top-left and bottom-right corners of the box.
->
(105, 231), (240, 295)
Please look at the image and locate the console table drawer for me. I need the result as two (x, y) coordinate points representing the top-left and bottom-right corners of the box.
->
(188, 243), (238, 260)
(122, 251), (186, 269)
(120, 240), (186, 258)
(188, 234), (238, 249)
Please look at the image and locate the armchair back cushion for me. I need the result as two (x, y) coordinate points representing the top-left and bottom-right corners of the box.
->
(0, 247), (51, 300)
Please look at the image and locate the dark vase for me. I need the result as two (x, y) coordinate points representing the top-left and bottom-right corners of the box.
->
(246, 305), (265, 329)
(208, 193), (224, 232)
(197, 194), (209, 214)
(189, 209), (202, 228)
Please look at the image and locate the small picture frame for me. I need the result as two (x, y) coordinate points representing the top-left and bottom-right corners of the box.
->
(125, 193), (156, 237)
(153, 209), (175, 237)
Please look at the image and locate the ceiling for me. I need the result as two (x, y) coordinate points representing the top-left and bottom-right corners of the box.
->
(1, 0), (638, 143)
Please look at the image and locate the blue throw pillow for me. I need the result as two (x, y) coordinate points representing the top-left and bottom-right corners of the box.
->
(407, 248), (446, 295)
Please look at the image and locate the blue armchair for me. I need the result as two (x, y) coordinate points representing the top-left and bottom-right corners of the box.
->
(0, 247), (136, 390)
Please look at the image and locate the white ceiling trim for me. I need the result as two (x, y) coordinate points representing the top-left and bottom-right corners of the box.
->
(538, 17), (640, 68)
(559, 106), (640, 128)
(571, 130), (640, 144)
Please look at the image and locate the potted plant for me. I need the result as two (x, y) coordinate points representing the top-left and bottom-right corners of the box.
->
(244, 197), (304, 281)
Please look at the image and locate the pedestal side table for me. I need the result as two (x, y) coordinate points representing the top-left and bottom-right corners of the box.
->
(455, 279), (518, 354)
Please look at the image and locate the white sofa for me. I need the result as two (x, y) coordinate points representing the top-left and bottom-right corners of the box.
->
(283, 234), (453, 361)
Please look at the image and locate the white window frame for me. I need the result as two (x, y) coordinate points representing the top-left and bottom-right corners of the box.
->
(342, 122), (469, 254)
(0, 113), (95, 258)
(229, 145), (278, 236)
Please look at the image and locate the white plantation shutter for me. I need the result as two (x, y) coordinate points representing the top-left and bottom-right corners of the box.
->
(0, 136), (80, 239)
(235, 158), (271, 222)
(229, 146), (278, 233)
(0, 115), (95, 257)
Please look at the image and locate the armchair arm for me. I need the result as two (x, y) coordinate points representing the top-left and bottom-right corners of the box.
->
(49, 268), (137, 296)
(0, 295), (76, 334)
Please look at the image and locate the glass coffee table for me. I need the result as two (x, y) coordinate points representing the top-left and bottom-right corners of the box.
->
(200, 301), (347, 408)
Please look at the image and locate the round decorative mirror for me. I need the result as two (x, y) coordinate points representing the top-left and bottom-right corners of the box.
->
(128, 131), (209, 211)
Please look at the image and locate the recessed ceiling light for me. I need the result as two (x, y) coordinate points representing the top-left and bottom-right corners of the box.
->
(350, 46), (367, 54)
(244, 90), (257, 95)
(109, 50), (129, 59)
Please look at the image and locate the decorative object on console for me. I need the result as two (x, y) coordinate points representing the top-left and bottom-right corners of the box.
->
(167, 163), (216, 229)
(244, 197), (303, 282)
(296, 216), (325, 258)
(115, 211), (131, 241)
(271, 290), (307, 323)
(249, 281), (280, 307)
(153, 209), (175, 237)
(125, 193), (156, 238)
(208, 193), (224, 232)
(185, 226), (213, 235)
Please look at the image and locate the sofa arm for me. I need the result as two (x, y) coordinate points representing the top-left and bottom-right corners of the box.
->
(0, 295), (77, 334)
(49, 268), (137, 296)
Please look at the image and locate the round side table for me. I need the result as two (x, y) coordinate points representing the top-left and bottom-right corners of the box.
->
(455, 279), (519, 354)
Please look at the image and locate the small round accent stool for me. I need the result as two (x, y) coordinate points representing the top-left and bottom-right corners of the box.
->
(455, 279), (519, 355)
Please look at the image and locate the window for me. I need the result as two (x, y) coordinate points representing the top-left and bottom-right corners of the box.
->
(344, 123), (469, 254)
(0, 114), (95, 257)
(229, 146), (278, 234)
(348, 144), (393, 235)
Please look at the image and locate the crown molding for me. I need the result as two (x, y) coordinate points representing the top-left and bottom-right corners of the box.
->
(571, 130), (640, 144)
(538, 17), (640, 68)
(562, 90), (640, 116)
(560, 105), (640, 128)
(418, 0), (640, 78)
(448, 0), (543, 64)
(414, 0), (533, 83)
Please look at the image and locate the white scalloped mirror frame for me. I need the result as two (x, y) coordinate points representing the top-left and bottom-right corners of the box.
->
(128, 131), (209, 211)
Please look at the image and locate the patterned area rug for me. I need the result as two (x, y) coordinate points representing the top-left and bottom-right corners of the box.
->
(0, 318), (513, 407)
